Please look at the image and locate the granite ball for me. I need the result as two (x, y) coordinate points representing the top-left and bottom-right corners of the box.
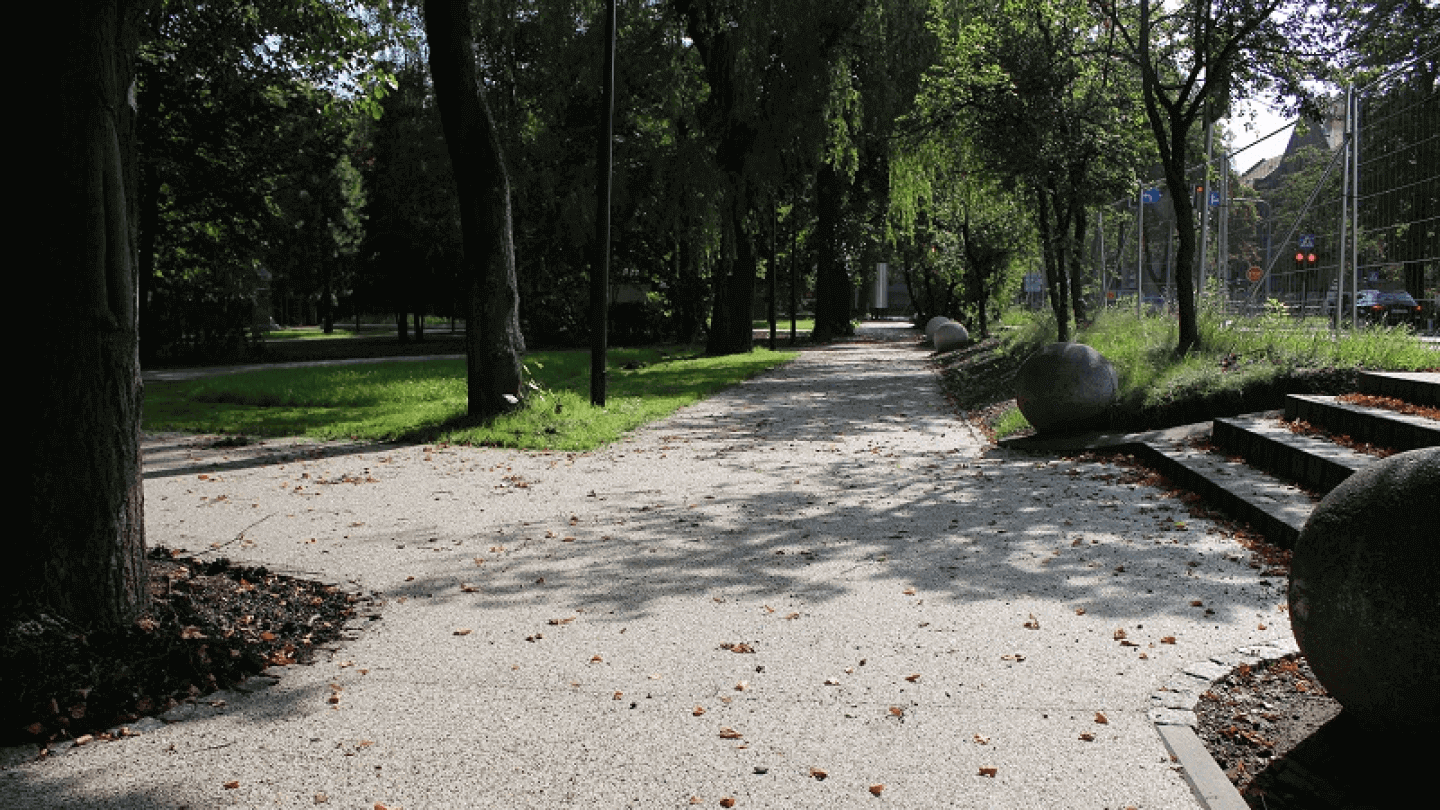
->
(924, 316), (952, 339)
(932, 321), (970, 352)
(1288, 446), (1440, 730)
(1014, 342), (1117, 433)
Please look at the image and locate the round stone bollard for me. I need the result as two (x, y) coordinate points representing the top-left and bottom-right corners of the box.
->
(1014, 342), (1117, 434)
(924, 316), (952, 339)
(1288, 446), (1440, 730)
(932, 321), (970, 352)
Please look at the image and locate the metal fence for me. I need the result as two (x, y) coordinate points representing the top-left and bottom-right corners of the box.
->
(1095, 51), (1439, 330)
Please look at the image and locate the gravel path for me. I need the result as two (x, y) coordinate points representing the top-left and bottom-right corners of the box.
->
(3, 327), (1291, 809)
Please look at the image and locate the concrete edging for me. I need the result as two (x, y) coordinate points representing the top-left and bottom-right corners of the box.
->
(1148, 636), (1301, 810)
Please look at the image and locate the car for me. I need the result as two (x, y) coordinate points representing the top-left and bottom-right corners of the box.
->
(1355, 289), (1424, 326)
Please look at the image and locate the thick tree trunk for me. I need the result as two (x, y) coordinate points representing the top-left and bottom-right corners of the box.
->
(423, 0), (525, 417)
(705, 190), (757, 355)
(812, 162), (852, 342)
(21, 0), (150, 633)
(1068, 202), (1088, 326)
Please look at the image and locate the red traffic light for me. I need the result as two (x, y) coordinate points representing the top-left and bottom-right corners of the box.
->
(1307, 253), (1317, 263)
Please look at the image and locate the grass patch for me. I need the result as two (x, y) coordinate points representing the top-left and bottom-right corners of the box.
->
(935, 307), (1438, 438)
(145, 347), (796, 451)
(752, 318), (816, 333)
(261, 328), (364, 341)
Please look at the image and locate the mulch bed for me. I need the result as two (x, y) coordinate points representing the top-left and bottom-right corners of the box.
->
(0, 548), (366, 752)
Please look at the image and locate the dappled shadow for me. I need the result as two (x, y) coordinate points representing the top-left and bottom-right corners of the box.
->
(366, 334), (1275, 630)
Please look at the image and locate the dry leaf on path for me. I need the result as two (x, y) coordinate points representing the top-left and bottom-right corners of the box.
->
(1023, 614), (1040, 630)
(810, 768), (828, 780)
(719, 727), (742, 739)
(1160, 636), (1176, 644)
(693, 706), (705, 716)
(1113, 628), (1127, 641)
(223, 781), (240, 789)
(1079, 732), (1095, 742)
(978, 767), (997, 778)
(869, 784), (885, 796)
(973, 734), (990, 745)
(905, 673), (921, 682)
(720, 798), (736, 808)
(1094, 712), (1109, 724)
(453, 628), (472, 636)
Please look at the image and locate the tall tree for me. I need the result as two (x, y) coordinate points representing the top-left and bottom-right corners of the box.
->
(423, 0), (527, 416)
(23, 0), (152, 632)
(919, 0), (1148, 341)
(1099, 0), (1321, 353)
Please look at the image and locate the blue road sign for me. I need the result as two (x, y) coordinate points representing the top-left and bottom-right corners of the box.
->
(1141, 188), (1162, 203)
(1209, 191), (1221, 207)
(1299, 234), (1315, 249)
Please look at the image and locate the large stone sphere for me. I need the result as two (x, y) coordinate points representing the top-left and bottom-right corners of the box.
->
(932, 321), (970, 352)
(1288, 447), (1440, 730)
(1013, 342), (1117, 433)
(924, 316), (952, 339)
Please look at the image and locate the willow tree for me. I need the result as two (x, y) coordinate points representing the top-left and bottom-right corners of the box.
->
(918, 0), (1149, 342)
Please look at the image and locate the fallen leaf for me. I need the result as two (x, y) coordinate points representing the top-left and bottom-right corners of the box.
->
(785, 613), (800, 620)
(689, 798), (702, 806)
(73, 734), (93, 746)
(1000, 653), (1025, 662)
(719, 727), (742, 739)
(589, 654), (603, 663)
(978, 768), (997, 778)
(314, 793), (328, 804)
(905, 673), (921, 683)
(888, 706), (904, 717)
(1079, 732), (1095, 742)
(223, 781), (240, 789)
(824, 678), (841, 686)
(180, 626), (206, 640)
(460, 583), (478, 593)
(693, 706), (706, 716)
(1257, 624), (1267, 630)
(810, 768), (828, 780)
(548, 617), (575, 626)
(903, 587), (916, 596)
(973, 734), (990, 745)
(869, 784), (885, 796)
(613, 692), (623, 700)
(1023, 614), (1040, 630)
(734, 681), (749, 691)
(1094, 712), (1108, 724)
(720, 798), (736, 808)
(1160, 636), (1176, 644)
(1113, 628), (1127, 641)
(453, 628), (472, 636)
(1074, 607), (1086, 615)
(1190, 600), (1203, 607)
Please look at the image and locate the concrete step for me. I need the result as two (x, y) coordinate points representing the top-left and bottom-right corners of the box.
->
(1130, 434), (1319, 549)
(1210, 412), (1374, 495)
(1284, 394), (1440, 452)
(1358, 371), (1440, 409)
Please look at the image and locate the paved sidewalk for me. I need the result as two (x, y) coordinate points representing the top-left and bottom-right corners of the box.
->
(3, 326), (1290, 809)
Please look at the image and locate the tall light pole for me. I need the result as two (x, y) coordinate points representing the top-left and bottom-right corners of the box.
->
(590, 0), (617, 407)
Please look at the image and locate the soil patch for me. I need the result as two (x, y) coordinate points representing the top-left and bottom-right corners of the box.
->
(0, 548), (369, 752)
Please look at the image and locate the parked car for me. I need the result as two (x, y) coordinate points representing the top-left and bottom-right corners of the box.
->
(1356, 289), (1424, 326)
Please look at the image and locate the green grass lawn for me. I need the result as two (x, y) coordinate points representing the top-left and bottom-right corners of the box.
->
(940, 307), (1438, 439)
(145, 347), (796, 451)
(751, 318), (815, 332)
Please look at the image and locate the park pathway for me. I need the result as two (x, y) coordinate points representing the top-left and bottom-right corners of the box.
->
(3, 326), (1289, 809)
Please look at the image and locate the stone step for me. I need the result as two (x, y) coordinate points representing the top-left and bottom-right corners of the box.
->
(1358, 371), (1440, 409)
(1284, 394), (1440, 453)
(1130, 433), (1319, 549)
(1210, 412), (1374, 495)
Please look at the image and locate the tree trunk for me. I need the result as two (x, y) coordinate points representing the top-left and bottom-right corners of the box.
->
(1068, 201), (1088, 327)
(812, 162), (852, 342)
(423, 0), (525, 417)
(705, 190), (757, 355)
(21, 0), (150, 633)
(1035, 188), (1071, 342)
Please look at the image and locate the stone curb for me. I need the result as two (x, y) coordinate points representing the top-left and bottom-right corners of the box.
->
(1148, 636), (1301, 810)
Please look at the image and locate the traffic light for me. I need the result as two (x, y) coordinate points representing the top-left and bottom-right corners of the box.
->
(1294, 252), (1305, 274)
(1307, 253), (1318, 272)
